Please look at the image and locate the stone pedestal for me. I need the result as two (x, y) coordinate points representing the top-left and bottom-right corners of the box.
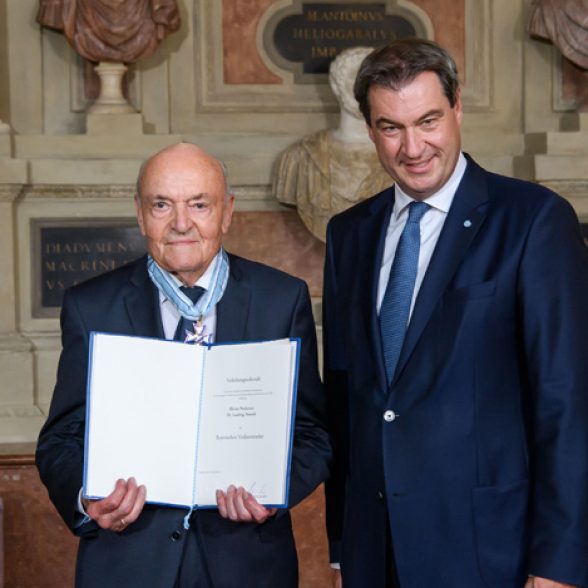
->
(0, 120), (10, 157)
(561, 113), (588, 132)
(0, 187), (39, 443)
(516, 114), (588, 189)
(0, 158), (27, 183)
(524, 130), (588, 181)
(87, 62), (135, 115)
(86, 113), (144, 135)
(514, 115), (588, 217)
(0, 122), (27, 182)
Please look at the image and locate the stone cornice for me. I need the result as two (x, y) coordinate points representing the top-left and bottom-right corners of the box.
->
(19, 184), (135, 200)
(0, 184), (25, 203)
(540, 180), (588, 200)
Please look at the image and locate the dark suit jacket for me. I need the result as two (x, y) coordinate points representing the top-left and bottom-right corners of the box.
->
(323, 157), (588, 588)
(36, 253), (331, 588)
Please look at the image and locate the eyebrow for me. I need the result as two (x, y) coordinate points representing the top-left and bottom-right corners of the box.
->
(374, 109), (444, 128)
(150, 192), (210, 200)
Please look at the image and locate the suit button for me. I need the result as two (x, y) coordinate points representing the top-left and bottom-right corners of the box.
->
(377, 490), (385, 501)
(170, 530), (182, 542)
(383, 410), (397, 422)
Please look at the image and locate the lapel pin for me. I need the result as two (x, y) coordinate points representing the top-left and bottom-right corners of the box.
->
(463, 220), (472, 228)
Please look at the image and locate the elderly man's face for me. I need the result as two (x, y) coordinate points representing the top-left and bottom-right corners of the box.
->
(135, 144), (234, 285)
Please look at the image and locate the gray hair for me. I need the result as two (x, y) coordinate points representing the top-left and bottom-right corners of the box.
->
(354, 38), (460, 125)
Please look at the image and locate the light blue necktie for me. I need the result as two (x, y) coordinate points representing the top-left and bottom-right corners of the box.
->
(380, 201), (430, 384)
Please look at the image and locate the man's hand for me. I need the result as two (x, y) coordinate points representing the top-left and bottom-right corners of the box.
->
(83, 477), (146, 532)
(216, 485), (277, 524)
(333, 569), (342, 588)
(524, 577), (578, 588)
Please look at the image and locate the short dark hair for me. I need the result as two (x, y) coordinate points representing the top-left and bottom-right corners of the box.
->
(354, 38), (460, 125)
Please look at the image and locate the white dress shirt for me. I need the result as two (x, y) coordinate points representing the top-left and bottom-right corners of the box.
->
(377, 153), (468, 318)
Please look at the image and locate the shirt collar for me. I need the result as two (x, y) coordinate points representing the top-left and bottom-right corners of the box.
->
(393, 152), (467, 219)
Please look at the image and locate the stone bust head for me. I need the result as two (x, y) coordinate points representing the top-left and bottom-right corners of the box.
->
(329, 47), (373, 118)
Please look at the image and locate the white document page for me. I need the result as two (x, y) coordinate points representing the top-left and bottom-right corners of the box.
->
(84, 333), (205, 507)
(194, 339), (298, 507)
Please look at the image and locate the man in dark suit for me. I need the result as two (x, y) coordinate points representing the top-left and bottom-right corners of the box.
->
(36, 142), (331, 587)
(323, 39), (588, 588)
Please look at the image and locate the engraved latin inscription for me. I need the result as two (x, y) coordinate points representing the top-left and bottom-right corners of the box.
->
(40, 224), (145, 309)
(270, 3), (418, 76)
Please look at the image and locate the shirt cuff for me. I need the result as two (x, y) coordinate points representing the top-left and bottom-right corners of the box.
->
(75, 487), (92, 528)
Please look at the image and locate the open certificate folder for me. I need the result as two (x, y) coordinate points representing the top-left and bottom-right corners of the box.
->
(83, 333), (300, 509)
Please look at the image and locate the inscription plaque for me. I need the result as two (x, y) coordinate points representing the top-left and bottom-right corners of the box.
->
(265, 2), (424, 81)
(33, 219), (146, 318)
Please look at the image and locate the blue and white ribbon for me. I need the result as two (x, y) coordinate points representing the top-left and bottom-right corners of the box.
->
(147, 248), (230, 320)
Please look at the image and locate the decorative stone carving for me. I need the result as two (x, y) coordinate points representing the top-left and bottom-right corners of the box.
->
(273, 47), (391, 242)
(528, 0), (588, 69)
(37, 0), (181, 113)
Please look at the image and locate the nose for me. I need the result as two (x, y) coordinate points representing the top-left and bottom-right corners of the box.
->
(402, 128), (423, 159)
(172, 204), (190, 233)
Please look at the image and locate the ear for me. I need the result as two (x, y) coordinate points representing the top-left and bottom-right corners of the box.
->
(134, 195), (146, 236)
(221, 194), (235, 234)
(454, 88), (463, 126)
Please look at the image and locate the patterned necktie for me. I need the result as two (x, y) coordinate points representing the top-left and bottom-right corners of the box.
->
(173, 286), (206, 341)
(379, 201), (430, 384)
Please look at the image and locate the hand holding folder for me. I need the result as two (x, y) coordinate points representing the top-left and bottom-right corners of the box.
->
(83, 333), (300, 519)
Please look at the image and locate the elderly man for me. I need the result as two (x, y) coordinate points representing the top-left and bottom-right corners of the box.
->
(36, 143), (331, 587)
(323, 39), (588, 588)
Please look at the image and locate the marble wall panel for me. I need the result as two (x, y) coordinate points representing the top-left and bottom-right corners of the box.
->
(223, 0), (282, 84)
(0, 456), (330, 588)
(222, 0), (465, 85)
(0, 495), (3, 586)
(411, 0), (465, 80)
(224, 210), (326, 297)
(291, 485), (333, 586)
(0, 457), (77, 588)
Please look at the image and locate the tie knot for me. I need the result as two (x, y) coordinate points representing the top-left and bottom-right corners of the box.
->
(180, 285), (205, 304)
(407, 201), (430, 224)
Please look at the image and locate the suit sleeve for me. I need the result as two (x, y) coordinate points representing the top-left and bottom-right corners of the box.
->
(519, 194), (588, 586)
(322, 220), (349, 564)
(286, 279), (333, 507)
(36, 289), (92, 532)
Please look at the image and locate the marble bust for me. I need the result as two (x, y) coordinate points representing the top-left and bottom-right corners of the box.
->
(273, 47), (391, 242)
(527, 0), (588, 68)
(37, 0), (181, 63)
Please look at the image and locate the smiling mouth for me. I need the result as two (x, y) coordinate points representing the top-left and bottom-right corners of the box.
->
(403, 155), (435, 172)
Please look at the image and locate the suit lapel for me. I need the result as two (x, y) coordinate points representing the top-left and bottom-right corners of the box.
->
(215, 255), (251, 343)
(124, 257), (164, 338)
(393, 158), (489, 384)
(123, 255), (250, 343)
